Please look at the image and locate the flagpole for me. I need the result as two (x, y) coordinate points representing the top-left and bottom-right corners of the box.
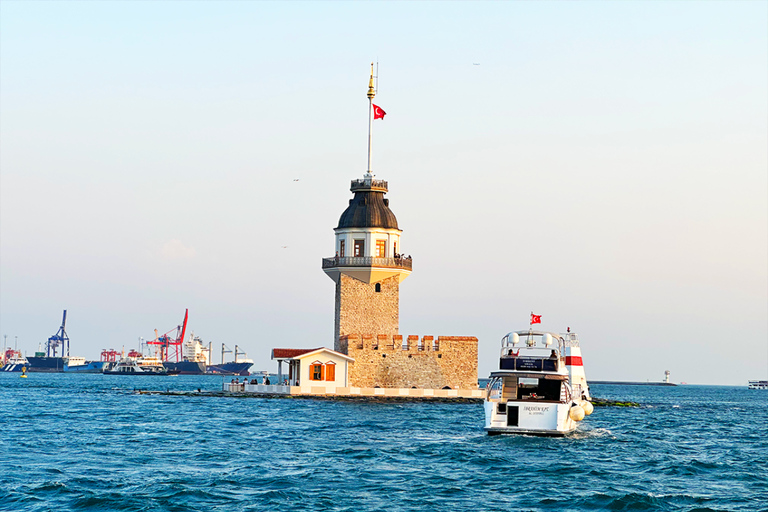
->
(366, 62), (375, 177)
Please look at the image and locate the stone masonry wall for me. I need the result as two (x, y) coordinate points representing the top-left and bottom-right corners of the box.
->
(340, 334), (478, 390)
(335, 274), (399, 352)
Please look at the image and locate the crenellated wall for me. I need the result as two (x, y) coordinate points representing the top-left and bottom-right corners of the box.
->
(339, 334), (478, 390)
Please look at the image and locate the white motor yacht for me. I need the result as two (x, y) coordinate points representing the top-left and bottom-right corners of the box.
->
(484, 330), (593, 436)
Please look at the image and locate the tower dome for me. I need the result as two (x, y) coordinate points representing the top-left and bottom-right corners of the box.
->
(336, 178), (398, 229)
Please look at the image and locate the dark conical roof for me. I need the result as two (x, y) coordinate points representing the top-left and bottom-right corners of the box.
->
(336, 178), (399, 230)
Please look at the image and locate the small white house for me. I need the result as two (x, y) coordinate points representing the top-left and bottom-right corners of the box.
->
(271, 347), (354, 393)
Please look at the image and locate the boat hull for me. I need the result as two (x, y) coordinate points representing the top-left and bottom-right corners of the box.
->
(103, 370), (168, 376)
(207, 362), (253, 376)
(64, 361), (111, 373)
(26, 357), (66, 372)
(163, 361), (206, 375)
(1, 362), (28, 372)
(485, 426), (575, 437)
(484, 400), (578, 436)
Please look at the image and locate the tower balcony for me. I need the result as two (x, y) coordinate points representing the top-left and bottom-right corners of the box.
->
(322, 256), (412, 271)
(350, 178), (388, 193)
(322, 256), (412, 284)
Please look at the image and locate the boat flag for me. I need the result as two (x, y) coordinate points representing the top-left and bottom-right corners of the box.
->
(373, 104), (386, 119)
(530, 313), (542, 325)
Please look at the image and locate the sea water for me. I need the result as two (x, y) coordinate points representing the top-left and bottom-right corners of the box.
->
(0, 374), (766, 511)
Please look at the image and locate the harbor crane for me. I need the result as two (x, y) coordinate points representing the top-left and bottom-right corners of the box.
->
(147, 309), (188, 362)
(47, 310), (70, 357)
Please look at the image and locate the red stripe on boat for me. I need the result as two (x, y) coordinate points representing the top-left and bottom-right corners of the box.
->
(565, 356), (583, 366)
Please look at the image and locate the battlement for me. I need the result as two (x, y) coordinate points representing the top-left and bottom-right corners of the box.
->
(338, 333), (478, 390)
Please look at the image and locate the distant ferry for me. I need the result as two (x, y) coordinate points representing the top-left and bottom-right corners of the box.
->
(748, 380), (768, 390)
(484, 329), (593, 436)
(1, 350), (29, 372)
(104, 356), (173, 376)
(63, 357), (111, 373)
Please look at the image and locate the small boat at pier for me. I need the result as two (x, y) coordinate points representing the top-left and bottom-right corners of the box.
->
(484, 329), (593, 436)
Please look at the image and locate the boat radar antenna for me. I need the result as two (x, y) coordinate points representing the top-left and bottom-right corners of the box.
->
(366, 62), (376, 178)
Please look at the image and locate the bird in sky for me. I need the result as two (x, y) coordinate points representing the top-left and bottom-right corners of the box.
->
(473, 63), (480, 66)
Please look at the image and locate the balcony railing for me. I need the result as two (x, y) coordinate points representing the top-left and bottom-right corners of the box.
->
(350, 179), (388, 192)
(322, 256), (413, 270)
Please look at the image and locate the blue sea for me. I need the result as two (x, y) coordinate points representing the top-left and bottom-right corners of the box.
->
(1, 374), (766, 512)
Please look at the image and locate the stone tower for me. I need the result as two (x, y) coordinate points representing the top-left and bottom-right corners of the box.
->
(322, 174), (412, 352)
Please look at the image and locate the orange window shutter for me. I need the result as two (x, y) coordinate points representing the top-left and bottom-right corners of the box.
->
(326, 364), (335, 381)
(320, 364), (325, 381)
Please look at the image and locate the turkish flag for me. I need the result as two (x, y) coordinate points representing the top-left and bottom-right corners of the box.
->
(530, 314), (542, 325)
(373, 104), (386, 119)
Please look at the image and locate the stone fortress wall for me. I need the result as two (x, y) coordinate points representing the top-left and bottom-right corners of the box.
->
(338, 333), (478, 390)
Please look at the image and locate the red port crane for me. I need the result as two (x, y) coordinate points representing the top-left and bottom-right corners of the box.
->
(146, 309), (188, 362)
(100, 349), (120, 362)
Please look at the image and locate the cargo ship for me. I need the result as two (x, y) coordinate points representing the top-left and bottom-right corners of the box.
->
(207, 343), (253, 375)
(28, 310), (70, 373)
(27, 352), (66, 372)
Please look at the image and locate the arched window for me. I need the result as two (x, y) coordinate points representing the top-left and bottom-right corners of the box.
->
(375, 283), (381, 293)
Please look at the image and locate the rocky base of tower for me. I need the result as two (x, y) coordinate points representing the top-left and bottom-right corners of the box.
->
(338, 334), (478, 390)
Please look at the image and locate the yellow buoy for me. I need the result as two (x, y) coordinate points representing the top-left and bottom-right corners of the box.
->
(582, 400), (594, 416)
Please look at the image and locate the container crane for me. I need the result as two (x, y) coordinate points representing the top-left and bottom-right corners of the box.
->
(147, 309), (188, 362)
(47, 310), (70, 357)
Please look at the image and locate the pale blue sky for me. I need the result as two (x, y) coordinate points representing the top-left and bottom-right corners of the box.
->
(1, 1), (766, 385)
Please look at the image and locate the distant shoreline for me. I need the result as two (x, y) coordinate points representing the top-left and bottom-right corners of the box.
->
(591, 380), (678, 387)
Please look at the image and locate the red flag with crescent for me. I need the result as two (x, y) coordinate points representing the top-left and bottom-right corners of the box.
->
(530, 313), (542, 325)
(373, 104), (386, 120)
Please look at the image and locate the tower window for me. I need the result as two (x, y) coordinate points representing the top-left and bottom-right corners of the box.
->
(354, 240), (364, 257)
(339, 240), (345, 257)
(375, 283), (381, 293)
(394, 242), (398, 257)
(376, 240), (386, 257)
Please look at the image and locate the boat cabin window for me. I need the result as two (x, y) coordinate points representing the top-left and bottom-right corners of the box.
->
(518, 377), (561, 401)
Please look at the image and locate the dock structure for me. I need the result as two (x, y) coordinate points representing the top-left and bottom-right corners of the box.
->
(221, 382), (484, 400)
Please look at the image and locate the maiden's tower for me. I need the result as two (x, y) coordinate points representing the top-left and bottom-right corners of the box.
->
(320, 66), (477, 390)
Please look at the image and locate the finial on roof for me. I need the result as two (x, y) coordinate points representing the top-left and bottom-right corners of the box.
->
(367, 62), (376, 99)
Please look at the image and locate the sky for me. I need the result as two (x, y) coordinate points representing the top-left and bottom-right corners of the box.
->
(1, 1), (766, 385)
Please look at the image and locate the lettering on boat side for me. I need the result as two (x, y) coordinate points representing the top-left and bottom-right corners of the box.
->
(523, 405), (551, 415)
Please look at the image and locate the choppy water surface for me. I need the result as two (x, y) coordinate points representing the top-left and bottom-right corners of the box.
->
(1, 374), (766, 511)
